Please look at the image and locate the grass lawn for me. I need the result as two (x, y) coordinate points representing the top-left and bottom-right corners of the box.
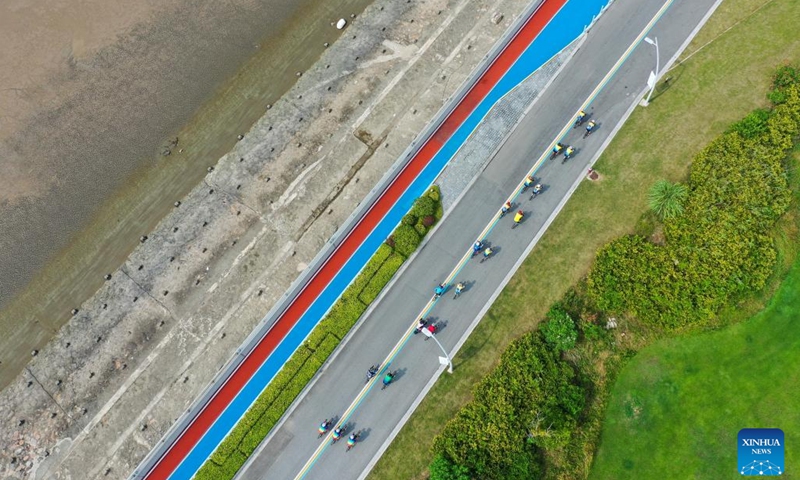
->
(368, 0), (800, 478)
(590, 257), (800, 479)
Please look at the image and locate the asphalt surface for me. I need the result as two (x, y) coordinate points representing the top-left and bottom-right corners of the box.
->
(238, 0), (720, 478)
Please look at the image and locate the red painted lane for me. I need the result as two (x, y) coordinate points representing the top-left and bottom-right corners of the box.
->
(146, 1), (566, 478)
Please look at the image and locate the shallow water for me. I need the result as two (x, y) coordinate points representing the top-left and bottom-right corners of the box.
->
(0, 0), (374, 387)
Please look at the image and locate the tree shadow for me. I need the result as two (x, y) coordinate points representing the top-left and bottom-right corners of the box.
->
(649, 62), (686, 102)
(453, 316), (503, 367)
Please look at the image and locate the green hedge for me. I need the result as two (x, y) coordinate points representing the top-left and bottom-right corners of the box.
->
(346, 243), (393, 298)
(196, 185), (443, 479)
(588, 78), (800, 329)
(358, 253), (406, 305)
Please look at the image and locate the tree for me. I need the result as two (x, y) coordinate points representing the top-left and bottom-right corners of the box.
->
(648, 180), (688, 220)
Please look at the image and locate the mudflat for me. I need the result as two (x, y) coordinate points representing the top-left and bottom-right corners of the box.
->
(0, 0), (372, 386)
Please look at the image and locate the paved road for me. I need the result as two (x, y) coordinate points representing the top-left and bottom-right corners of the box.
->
(238, 0), (720, 478)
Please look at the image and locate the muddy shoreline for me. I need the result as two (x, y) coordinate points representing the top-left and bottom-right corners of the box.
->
(0, 0), (374, 387)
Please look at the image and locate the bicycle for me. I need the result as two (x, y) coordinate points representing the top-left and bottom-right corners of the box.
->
(584, 120), (597, 139)
(331, 426), (346, 445)
(549, 143), (565, 160)
(562, 146), (575, 165)
(573, 111), (587, 128)
(529, 184), (543, 201)
(365, 365), (379, 384)
(318, 419), (331, 438)
(521, 176), (535, 194)
(346, 431), (361, 452)
(500, 202), (512, 218)
(381, 371), (396, 390)
(512, 211), (524, 229)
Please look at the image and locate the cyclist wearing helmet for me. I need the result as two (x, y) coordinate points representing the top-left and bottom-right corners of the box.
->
(524, 176), (534, 188)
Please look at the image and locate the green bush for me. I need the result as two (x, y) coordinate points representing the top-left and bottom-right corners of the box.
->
(414, 222), (427, 236)
(402, 213), (418, 226)
(768, 65), (800, 105)
(774, 64), (800, 90)
(392, 224), (421, 257)
(426, 185), (441, 203)
(727, 108), (772, 139)
(411, 194), (436, 218)
(541, 303), (578, 353)
(429, 453), (471, 480)
(767, 89), (787, 105)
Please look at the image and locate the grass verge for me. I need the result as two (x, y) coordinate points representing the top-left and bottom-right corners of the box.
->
(367, 0), (800, 478)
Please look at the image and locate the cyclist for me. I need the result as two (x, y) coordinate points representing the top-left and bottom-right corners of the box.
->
(500, 200), (512, 216)
(332, 425), (345, 443)
(346, 432), (360, 451)
(454, 282), (465, 298)
(532, 183), (543, 196)
(473, 240), (484, 255)
(434, 283), (446, 298)
(564, 146), (575, 160)
(414, 317), (427, 334)
(366, 365), (379, 380)
(424, 323), (437, 339)
(552, 142), (564, 155)
(524, 175), (534, 188)
(382, 371), (395, 389)
(318, 419), (331, 437)
(483, 246), (493, 260)
(514, 210), (524, 224)
(575, 110), (587, 126)
(586, 120), (596, 135)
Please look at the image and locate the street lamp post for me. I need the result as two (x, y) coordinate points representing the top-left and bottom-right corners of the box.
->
(640, 36), (660, 107)
(421, 328), (454, 373)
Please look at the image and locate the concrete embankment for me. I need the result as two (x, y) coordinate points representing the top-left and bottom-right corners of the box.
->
(0, 0), (553, 478)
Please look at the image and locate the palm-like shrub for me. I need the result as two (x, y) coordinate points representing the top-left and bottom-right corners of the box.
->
(648, 180), (688, 220)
